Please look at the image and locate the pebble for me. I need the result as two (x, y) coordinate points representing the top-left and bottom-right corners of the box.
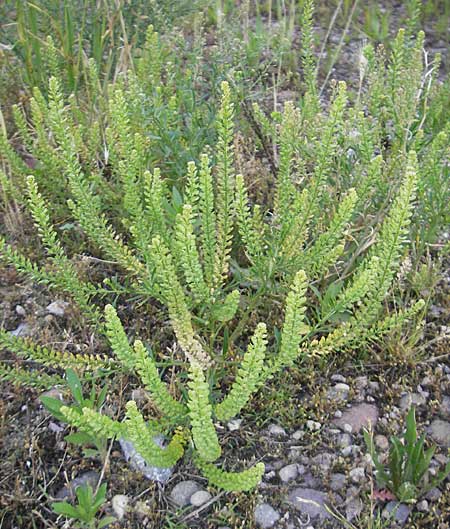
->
(349, 467), (365, 483)
(190, 490), (212, 507)
(306, 420), (321, 431)
(268, 424), (287, 437)
(399, 392), (427, 411)
(417, 500), (429, 512)
(15, 305), (26, 316)
(292, 429), (304, 440)
(440, 395), (450, 417)
(425, 487), (442, 501)
(120, 438), (173, 482)
(329, 473), (346, 492)
(375, 434), (389, 451)
(112, 494), (129, 520)
(279, 464), (298, 483)
(327, 383), (350, 401)
(382, 502), (410, 526)
(354, 376), (368, 390)
(333, 404), (379, 433)
(346, 497), (363, 521)
(343, 424), (353, 434)
(428, 419), (450, 447)
(10, 322), (31, 337)
(331, 374), (347, 383)
(334, 410), (343, 418)
(227, 418), (242, 431)
(338, 433), (352, 448)
(56, 471), (99, 500)
(288, 487), (331, 520)
(170, 480), (201, 507)
(46, 300), (69, 317)
(254, 503), (280, 528)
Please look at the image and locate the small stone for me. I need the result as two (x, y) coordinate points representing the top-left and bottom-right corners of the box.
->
(56, 471), (100, 500)
(366, 395), (375, 403)
(425, 487), (442, 501)
(331, 374), (347, 383)
(349, 467), (365, 483)
(334, 410), (343, 418)
(329, 473), (346, 492)
(268, 424), (287, 437)
(399, 392), (426, 411)
(417, 500), (429, 512)
(120, 438), (173, 482)
(227, 418), (242, 431)
(10, 322), (31, 337)
(341, 445), (359, 457)
(343, 424), (353, 434)
(333, 404), (379, 433)
(15, 305), (26, 316)
(375, 435), (389, 451)
(354, 376), (368, 390)
(46, 300), (69, 317)
(131, 388), (148, 404)
(112, 495), (129, 520)
(338, 433), (352, 448)
(279, 464), (298, 483)
(383, 502), (411, 526)
(292, 429), (304, 440)
(346, 497), (363, 521)
(428, 420), (450, 447)
(306, 420), (321, 431)
(288, 488), (331, 520)
(48, 421), (64, 434)
(190, 490), (212, 507)
(440, 396), (450, 417)
(254, 503), (280, 528)
(327, 383), (350, 401)
(170, 480), (201, 507)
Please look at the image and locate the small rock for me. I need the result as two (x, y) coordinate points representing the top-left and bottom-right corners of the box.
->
(288, 488), (331, 520)
(349, 467), (365, 483)
(112, 494), (129, 520)
(334, 410), (343, 418)
(346, 497), (363, 521)
(170, 480), (201, 507)
(56, 471), (100, 500)
(254, 503), (280, 528)
(333, 404), (379, 433)
(425, 487), (442, 501)
(338, 433), (352, 448)
(341, 445), (359, 457)
(268, 424), (287, 437)
(15, 305), (26, 316)
(440, 396), (450, 417)
(327, 383), (350, 401)
(306, 420), (321, 431)
(190, 490), (212, 507)
(354, 376), (368, 390)
(46, 300), (69, 317)
(331, 374), (347, 383)
(10, 322), (31, 337)
(399, 392), (426, 411)
(48, 421), (64, 434)
(279, 464), (298, 483)
(375, 435), (389, 451)
(329, 473), (346, 492)
(343, 424), (353, 434)
(428, 420), (450, 447)
(417, 500), (429, 512)
(383, 502), (410, 526)
(227, 418), (242, 431)
(120, 438), (173, 482)
(292, 429), (304, 440)
(131, 388), (148, 404)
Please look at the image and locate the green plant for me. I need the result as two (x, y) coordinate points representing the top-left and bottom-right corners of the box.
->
(52, 482), (115, 529)
(364, 407), (450, 503)
(41, 368), (111, 459)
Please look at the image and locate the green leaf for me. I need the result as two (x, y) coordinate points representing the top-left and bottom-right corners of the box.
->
(65, 431), (94, 446)
(40, 395), (64, 421)
(52, 501), (80, 519)
(98, 516), (117, 528)
(66, 369), (83, 404)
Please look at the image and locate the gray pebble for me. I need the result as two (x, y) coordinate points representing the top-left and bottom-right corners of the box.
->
(254, 503), (280, 528)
